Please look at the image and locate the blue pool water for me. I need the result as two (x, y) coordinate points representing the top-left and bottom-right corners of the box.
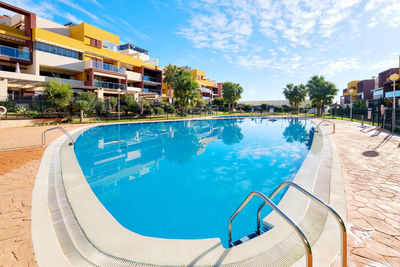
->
(74, 118), (315, 247)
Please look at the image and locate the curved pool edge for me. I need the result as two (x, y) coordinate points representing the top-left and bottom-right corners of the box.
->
(31, 117), (346, 266)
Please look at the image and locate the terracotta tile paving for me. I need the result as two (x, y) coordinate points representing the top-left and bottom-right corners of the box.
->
(319, 119), (400, 267)
(0, 124), (87, 267)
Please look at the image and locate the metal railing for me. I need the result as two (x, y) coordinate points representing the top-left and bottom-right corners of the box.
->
(316, 119), (335, 133)
(42, 127), (74, 147)
(228, 191), (312, 267)
(85, 60), (126, 74)
(257, 181), (347, 267)
(0, 45), (30, 60)
(94, 80), (126, 90)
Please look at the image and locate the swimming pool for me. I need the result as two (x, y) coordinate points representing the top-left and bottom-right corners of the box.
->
(74, 118), (315, 247)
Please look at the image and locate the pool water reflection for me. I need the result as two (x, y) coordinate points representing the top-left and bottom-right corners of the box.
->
(74, 118), (315, 247)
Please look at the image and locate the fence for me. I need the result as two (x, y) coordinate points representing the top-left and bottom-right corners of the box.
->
(329, 107), (400, 133)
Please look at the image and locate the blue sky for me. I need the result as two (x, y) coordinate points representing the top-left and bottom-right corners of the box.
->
(6, 0), (400, 101)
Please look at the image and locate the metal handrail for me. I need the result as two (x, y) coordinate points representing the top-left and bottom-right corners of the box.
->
(228, 191), (312, 267)
(42, 127), (74, 147)
(257, 181), (347, 267)
(316, 119), (335, 133)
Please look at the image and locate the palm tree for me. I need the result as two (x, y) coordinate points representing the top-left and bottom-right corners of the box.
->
(283, 83), (307, 113)
(283, 83), (295, 109)
(292, 84), (307, 113)
(307, 75), (338, 116)
(222, 82), (244, 112)
(163, 64), (178, 102)
(173, 69), (200, 115)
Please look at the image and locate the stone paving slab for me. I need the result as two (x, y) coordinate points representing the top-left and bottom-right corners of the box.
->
(317, 119), (400, 267)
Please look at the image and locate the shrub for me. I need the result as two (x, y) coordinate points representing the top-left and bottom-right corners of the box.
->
(164, 104), (175, 114)
(95, 101), (110, 116)
(24, 110), (39, 118)
(15, 105), (27, 114)
(153, 107), (164, 115)
(0, 101), (16, 112)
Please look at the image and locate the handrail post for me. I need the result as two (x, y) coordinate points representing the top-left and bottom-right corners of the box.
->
(42, 127), (74, 147)
(229, 191), (313, 267)
(316, 119), (335, 134)
(257, 181), (347, 267)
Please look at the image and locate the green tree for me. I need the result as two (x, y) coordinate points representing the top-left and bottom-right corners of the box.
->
(123, 95), (140, 115)
(283, 84), (307, 113)
(173, 69), (200, 115)
(163, 64), (179, 102)
(44, 78), (73, 112)
(213, 97), (225, 107)
(306, 75), (338, 116)
(260, 103), (269, 113)
(71, 92), (97, 123)
(109, 97), (117, 111)
(222, 82), (243, 112)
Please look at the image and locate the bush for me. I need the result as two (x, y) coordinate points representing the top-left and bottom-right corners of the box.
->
(15, 105), (27, 114)
(0, 101), (16, 112)
(153, 107), (164, 115)
(24, 110), (40, 118)
(95, 101), (110, 116)
(29, 101), (43, 112)
(164, 104), (176, 114)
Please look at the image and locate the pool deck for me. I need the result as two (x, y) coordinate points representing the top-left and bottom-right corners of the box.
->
(0, 118), (399, 266)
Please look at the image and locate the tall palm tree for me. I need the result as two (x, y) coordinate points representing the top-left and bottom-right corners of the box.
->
(292, 84), (307, 113)
(307, 75), (338, 115)
(283, 83), (295, 109)
(163, 64), (178, 102)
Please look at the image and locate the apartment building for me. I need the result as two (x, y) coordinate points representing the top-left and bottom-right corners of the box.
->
(340, 63), (400, 106)
(187, 69), (219, 102)
(0, 2), (162, 102)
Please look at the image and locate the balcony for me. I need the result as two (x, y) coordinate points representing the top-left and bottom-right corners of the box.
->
(0, 45), (30, 61)
(201, 87), (210, 93)
(84, 60), (126, 74)
(126, 70), (142, 81)
(94, 80), (126, 90)
(143, 88), (161, 95)
(143, 75), (161, 85)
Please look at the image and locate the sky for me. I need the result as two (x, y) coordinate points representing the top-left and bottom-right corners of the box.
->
(5, 0), (400, 101)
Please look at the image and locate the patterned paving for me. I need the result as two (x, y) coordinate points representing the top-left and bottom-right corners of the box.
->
(322, 119), (400, 267)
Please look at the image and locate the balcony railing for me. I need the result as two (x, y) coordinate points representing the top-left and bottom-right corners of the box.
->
(94, 80), (126, 90)
(143, 88), (161, 95)
(85, 60), (126, 74)
(143, 75), (159, 82)
(0, 45), (30, 60)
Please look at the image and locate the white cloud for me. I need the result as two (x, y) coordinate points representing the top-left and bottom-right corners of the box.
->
(56, 0), (98, 21)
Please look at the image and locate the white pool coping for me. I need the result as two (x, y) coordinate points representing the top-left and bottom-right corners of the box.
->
(31, 117), (346, 266)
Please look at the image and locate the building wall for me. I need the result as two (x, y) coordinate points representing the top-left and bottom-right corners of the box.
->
(357, 79), (375, 100)
(36, 17), (70, 37)
(33, 28), (156, 69)
(70, 23), (119, 44)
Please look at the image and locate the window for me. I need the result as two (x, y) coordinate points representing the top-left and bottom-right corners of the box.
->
(36, 42), (79, 59)
(88, 37), (102, 48)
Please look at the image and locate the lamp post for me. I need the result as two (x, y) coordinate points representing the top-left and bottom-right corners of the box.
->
(117, 88), (121, 120)
(349, 88), (354, 121)
(389, 73), (400, 133)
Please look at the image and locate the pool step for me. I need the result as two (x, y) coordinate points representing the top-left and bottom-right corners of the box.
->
(232, 222), (274, 246)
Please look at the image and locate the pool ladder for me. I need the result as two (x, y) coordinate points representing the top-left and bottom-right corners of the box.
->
(316, 120), (335, 134)
(42, 126), (74, 147)
(228, 181), (347, 267)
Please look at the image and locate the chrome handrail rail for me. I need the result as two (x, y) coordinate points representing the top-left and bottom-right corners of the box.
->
(42, 127), (74, 147)
(228, 191), (312, 267)
(316, 119), (335, 133)
(257, 181), (347, 267)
